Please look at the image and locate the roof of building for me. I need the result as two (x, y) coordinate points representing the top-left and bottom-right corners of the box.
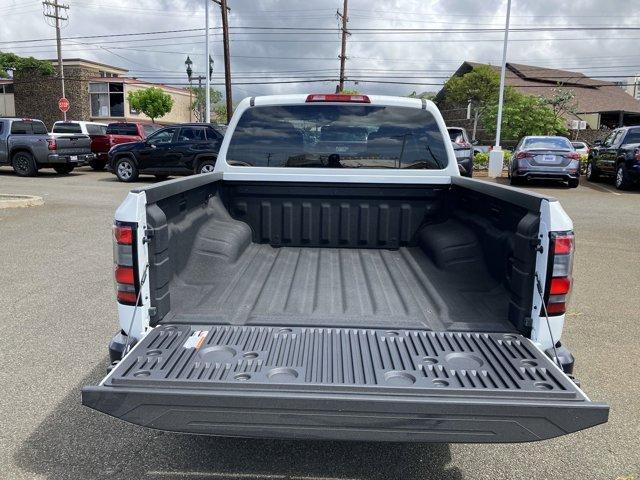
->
(444, 61), (640, 115)
(48, 58), (128, 73)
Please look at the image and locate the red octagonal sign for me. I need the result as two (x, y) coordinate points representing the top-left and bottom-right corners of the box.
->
(58, 97), (70, 113)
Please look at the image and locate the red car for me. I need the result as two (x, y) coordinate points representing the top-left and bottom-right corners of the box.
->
(89, 122), (160, 170)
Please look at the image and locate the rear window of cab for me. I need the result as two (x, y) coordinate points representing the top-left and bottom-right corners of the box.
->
(226, 104), (448, 170)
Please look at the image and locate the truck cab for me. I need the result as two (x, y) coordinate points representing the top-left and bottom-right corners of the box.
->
(82, 94), (608, 443)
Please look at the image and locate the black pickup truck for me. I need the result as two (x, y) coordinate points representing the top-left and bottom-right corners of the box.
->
(586, 126), (640, 190)
(108, 123), (224, 182)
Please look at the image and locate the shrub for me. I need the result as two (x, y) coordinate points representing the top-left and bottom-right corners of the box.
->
(472, 150), (512, 171)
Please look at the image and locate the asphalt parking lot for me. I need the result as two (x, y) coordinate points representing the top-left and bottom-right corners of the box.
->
(0, 167), (638, 480)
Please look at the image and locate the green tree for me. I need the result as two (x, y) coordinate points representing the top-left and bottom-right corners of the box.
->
(442, 65), (502, 140)
(0, 52), (54, 78)
(540, 87), (577, 126)
(127, 87), (174, 123)
(338, 88), (360, 94)
(187, 86), (223, 120)
(408, 91), (436, 100)
(484, 91), (567, 140)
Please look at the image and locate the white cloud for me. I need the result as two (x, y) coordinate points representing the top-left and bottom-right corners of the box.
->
(1, 0), (638, 100)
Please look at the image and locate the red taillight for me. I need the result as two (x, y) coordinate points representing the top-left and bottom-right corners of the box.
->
(568, 152), (580, 160)
(546, 300), (566, 315)
(115, 265), (135, 285)
(113, 222), (139, 305)
(47, 139), (57, 150)
(553, 234), (574, 255)
(546, 231), (574, 316)
(549, 276), (571, 295)
(516, 151), (533, 159)
(305, 94), (371, 103)
(117, 290), (138, 304)
(113, 224), (133, 245)
(635, 148), (640, 162)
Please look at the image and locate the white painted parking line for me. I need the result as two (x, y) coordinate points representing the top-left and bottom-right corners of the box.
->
(583, 182), (622, 196)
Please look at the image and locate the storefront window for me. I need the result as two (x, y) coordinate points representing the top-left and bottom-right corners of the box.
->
(90, 82), (124, 117)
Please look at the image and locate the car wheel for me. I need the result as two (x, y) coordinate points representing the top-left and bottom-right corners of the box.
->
(89, 159), (106, 171)
(197, 159), (216, 174)
(155, 175), (170, 181)
(53, 164), (74, 175)
(509, 175), (522, 186)
(115, 157), (139, 182)
(614, 163), (632, 190)
(11, 151), (38, 177)
(568, 178), (579, 188)
(585, 161), (599, 182)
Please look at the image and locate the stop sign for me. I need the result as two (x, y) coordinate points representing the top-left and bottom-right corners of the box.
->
(58, 97), (70, 113)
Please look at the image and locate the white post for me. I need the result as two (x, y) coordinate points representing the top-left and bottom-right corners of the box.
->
(205, 0), (211, 123)
(489, 0), (512, 178)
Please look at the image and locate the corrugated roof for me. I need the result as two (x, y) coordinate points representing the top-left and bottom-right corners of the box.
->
(459, 61), (640, 114)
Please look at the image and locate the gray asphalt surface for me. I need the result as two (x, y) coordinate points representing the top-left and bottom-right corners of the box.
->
(0, 168), (638, 480)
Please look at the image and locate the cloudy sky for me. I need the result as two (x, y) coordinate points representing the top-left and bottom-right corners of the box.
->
(1, 0), (639, 101)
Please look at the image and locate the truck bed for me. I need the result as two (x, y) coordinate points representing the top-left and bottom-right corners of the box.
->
(168, 243), (514, 332)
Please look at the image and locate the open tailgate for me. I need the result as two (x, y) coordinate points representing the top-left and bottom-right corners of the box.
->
(82, 325), (608, 443)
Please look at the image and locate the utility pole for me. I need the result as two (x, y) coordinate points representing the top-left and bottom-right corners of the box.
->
(213, 0), (232, 123)
(337, 0), (349, 93)
(495, 0), (512, 149)
(43, 0), (69, 121)
(205, 0), (211, 123)
(488, 0), (512, 178)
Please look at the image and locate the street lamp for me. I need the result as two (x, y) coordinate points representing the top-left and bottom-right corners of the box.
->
(185, 56), (193, 82)
(185, 56), (193, 122)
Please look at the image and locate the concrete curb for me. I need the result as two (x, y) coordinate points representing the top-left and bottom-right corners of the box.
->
(0, 194), (45, 209)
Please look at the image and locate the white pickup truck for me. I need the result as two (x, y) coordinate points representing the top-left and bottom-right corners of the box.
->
(82, 94), (608, 443)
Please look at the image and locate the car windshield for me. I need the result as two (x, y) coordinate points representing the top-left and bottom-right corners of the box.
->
(53, 122), (82, 133)
(571, 142), (586, 149)
(523, 137), (573, 150)
(624, 129), (640, 144)
(86, 124), (107, 135)
(226, 104), (448, 169)
(106, 123), (138, 135)
(448, 129), (464, 142)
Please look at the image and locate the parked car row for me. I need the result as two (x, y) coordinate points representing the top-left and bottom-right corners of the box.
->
(0, 117), (225, 181)
(447, 127), (639, 191)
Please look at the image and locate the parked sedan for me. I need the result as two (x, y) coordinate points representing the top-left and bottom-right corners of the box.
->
(571, 141), (589, 156)
(509, 136), (580, 188)
(107, 123), (224, 182)
(447, 127), (475, 177)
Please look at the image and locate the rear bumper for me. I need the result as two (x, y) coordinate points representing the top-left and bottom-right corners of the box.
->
(82, 325), (609, 443)
(82, 385), (608, 443)
(514, 170), (579, 181)
(46, 152), (95, 165)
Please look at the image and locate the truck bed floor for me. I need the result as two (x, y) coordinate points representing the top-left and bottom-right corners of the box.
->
(167, 245), (514, 332)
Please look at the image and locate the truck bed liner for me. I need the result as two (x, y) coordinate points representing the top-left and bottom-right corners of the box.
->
(83, 324), (608, 442)
(167, 244), (513, 332)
